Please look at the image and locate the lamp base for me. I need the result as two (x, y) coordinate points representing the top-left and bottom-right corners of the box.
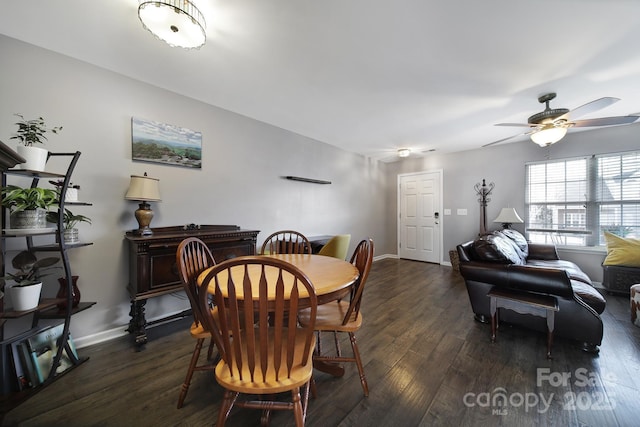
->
(134, 202), (154, 236)
(134, 226), (154, 236)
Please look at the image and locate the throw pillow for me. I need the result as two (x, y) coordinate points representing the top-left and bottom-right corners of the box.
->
(498, 229), (529, 258)
(472, 233), (525, 265)
(603, 231), (640, 267)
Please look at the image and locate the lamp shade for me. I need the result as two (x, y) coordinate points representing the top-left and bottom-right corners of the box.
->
(493, 207), (523, 224)
(138, 0), (206, 49)
(530, 126), (568, 147)
(125, 174), (161, 202)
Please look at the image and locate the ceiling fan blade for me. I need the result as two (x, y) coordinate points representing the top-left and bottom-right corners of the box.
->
(556, 97), (620, 122)
(495, 123), (535, 127)
(483, 132), (526, 147)
(570, 115), (639, 128)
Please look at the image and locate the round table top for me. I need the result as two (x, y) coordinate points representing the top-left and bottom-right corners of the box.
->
(198, 254), (359, 305)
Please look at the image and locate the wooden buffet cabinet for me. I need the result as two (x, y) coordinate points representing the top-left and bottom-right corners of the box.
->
(124, 225), (259, 348)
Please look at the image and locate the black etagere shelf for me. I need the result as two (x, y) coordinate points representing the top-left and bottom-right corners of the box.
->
(0, 150), (95, 418)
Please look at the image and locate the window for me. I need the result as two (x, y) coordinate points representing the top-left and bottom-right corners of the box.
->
(525, 151), (640, 246)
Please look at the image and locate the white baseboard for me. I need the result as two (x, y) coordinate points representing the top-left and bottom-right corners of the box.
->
(73, 309), (189, 349)
(373, 253), (398, 262)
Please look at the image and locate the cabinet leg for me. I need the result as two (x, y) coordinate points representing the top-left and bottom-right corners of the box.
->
(127, 299), (148, 349)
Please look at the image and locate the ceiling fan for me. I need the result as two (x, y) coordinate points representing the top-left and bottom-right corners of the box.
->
(484, 92), (639, 147)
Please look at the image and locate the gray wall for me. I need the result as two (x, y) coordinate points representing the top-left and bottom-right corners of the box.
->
(0, 36), (391, 346)
(387, 122), (640, 282)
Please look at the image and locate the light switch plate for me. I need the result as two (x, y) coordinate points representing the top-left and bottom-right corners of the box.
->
(457, 208), (468, 215)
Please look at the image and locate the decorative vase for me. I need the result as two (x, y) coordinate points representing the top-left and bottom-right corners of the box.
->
(8, 282), (42, 311)
(10, 208), (47, 229)
(57, 275), (81, 309)
(16, 145), (48, 172)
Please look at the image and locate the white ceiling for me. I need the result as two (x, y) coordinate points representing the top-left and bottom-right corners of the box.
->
(2, 0), (640, 161)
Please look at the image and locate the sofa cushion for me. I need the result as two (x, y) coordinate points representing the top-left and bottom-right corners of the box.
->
(525, 259), (592, 285)
(571, 280), (606, 314)
(603, 231), (640, 267)
(472, 232), (525, 265)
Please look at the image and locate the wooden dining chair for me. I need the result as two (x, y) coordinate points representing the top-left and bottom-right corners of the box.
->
(175, 237), (218, 409)
(199, 256), (318, 427)
(298, 238), (374, 396)
(317, 234), (351, 260)
(260, 230), (312, 255)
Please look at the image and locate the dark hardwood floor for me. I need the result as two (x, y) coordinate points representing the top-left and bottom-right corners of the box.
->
(3, 258), (639, 426)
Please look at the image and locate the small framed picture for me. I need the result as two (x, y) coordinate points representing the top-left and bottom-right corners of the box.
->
(131, 117), (202, 169)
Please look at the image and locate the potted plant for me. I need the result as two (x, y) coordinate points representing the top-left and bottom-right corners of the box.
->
(49, 179), (81, 202)
(46, 208), (91, 243)
(1, 185), (58, 229)
(2, 250), (59, 311)
(10, 114), (62, 172)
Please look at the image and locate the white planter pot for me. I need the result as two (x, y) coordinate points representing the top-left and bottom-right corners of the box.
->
(65, 188), (78, 202)
(16, 145), (48, 172)
(8, 282), (42, 311)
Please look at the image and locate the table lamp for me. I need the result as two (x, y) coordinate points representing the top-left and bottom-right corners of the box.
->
(125, 173), (161, 236)
(493, 207), (523, 229)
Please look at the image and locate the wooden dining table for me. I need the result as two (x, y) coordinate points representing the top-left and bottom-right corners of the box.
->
(197, 253), (360, 376)
(199, 253), (359, 306)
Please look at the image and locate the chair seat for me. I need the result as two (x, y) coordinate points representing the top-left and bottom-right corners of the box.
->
(215, 329), (315, 395)
(189, 307), (219, 339)
(298, 300), (362, 332)
(189, 322), (210, 339)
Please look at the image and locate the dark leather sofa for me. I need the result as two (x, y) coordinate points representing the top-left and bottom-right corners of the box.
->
(456, 229), (606, 352)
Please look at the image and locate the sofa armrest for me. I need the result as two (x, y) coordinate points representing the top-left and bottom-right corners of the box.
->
(527, 243), (559, 261)
(457, 241), (474, 262)
(459, 262), (574, 299)
(507, 265), (574, 298)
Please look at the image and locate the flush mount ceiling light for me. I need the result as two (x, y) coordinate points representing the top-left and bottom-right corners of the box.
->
(397, 148), (411, 158)
(529, 124), (568, 147)
(138, 0), (206, 49)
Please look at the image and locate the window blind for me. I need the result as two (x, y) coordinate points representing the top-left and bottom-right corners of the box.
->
(525, 150), (640, 246)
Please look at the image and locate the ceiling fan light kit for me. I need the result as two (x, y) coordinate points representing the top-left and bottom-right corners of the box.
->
(138, 0), (206, 49)
(530, 125), (568, 147)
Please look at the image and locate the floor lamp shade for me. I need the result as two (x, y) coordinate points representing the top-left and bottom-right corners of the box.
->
(125, 174), (161, 235)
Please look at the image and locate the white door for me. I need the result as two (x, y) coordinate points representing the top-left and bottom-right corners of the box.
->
(398, 171), (442, 263)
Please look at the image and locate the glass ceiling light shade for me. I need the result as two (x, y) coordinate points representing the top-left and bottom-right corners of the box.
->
(493, 207), (524, 229)
(138, 0), (206, 49)
(530, 125), (568, 147)
(397, 148), (411, 158)
(125, 173), (161, 236)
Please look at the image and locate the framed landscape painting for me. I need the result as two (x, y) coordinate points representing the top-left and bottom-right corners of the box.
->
(131, 117), (202, 169)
